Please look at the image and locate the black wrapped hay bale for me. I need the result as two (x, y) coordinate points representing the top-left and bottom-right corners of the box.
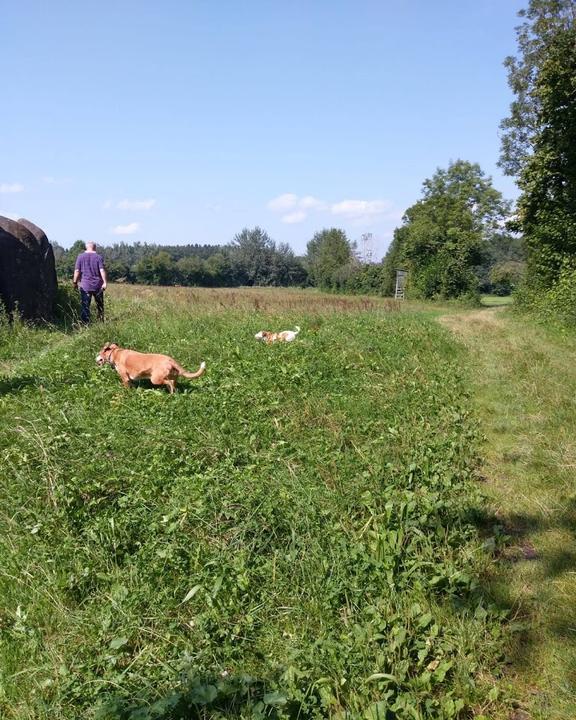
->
(0, 215), (58, 321)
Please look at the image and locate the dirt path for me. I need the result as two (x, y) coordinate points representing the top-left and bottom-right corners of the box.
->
(440, 307), (576, 719)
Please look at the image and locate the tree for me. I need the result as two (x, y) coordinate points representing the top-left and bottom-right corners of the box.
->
(205, 252), (236, 286)
(475, 231), (526, 292)
(490, 260), (526, 295)
(134, 251), (176, 285)
(229, 227), (276, 285)
(176, 255), (208, 286)
(306, 228), (353, 290)
(396, 161), (511, 299)
(516, 21), (576, 285)
(499, 0), (576, 176)
(380, 226), (409, 296)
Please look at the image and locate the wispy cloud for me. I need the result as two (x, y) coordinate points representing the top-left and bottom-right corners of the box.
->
(0, 182), (24, 193)
(103, 198), (156, 211)
(268, 193), (326, 223)
(42, 176), (72, 185)
(268, 192), (394, 225)
(282, 210), (307, 224)
(300, 195), (326, 210)
(116, 198), (156, 211)
(111, 222), (140, 235)
(331, 199), (392, 219)
(268, 193), (298, 212)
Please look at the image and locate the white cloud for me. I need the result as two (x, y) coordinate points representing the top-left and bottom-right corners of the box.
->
(268, 193), (327, 223)
(42, 176), (72, 185)
(111, 222), (140, 235)
(281, 210), (307, 224)
(0, 182), (24, 193)
(331, 199), (391, 218)
(268, 193), (298, 212)
(116, 198), (156, 211)
(300, 195), (325, 210)
(268, 192), (398, 226)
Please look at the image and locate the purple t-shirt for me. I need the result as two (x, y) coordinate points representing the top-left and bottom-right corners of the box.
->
(75, 252), (104, 292)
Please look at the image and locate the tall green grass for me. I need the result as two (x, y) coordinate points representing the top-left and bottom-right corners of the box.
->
(0, 287), (505, 719)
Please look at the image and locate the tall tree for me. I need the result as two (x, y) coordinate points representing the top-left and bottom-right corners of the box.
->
(306, 228), (353, 290)
(516, 21), (576, 284)
(230, 227), (277, 286)
(499, 0), (576, 176)
(397, 161), (511, 299)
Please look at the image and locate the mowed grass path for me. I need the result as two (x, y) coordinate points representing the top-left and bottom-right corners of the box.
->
(441, 308), (576, 720)
(1, 287), (506, 719)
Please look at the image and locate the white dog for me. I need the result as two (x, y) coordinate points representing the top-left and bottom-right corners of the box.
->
(254, 326), (300, 344)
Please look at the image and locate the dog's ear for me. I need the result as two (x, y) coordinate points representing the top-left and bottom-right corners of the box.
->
(109, 343), (118, 349)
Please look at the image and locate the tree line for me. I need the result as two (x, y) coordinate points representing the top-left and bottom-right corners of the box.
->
(53, 204), (522, 297)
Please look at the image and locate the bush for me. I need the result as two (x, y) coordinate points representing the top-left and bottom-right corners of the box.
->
(514, 260), (576, 327)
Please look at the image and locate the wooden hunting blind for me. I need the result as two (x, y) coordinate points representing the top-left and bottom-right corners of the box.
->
(394, 269), (407, 299)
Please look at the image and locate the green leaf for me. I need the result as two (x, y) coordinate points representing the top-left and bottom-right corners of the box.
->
(109, 636), (128, 650)
(364, 701), (388, 719)
(366, 673), (397, 683)
(180, 584), (202, 604)
(190, 683), (218, 704)
(263, 691), (288, 706)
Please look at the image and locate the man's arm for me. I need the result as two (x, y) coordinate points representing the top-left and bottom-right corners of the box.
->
(73, 267), (80, 287)
(100, 267), (107, 290)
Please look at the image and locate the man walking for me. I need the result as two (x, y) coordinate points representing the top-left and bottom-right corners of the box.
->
(73, 242), (107, 323)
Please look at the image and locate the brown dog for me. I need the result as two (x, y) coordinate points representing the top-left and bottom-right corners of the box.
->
(96, 342), (205, 394)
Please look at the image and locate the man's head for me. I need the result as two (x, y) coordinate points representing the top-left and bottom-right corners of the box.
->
(85, 241), (97, 252)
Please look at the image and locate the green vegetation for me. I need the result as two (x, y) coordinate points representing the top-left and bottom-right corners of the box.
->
(442, 307), (576, 720)
(306, 229), (355, 291)
(500, 0), (576, 316)
(380, 161), (520, 301)
(53, 204), (521, 300)
(55, 229), (306, 289)
(1, 286), (511, 720)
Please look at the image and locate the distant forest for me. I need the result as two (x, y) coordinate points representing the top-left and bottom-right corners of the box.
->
(54, 192), (524, 298)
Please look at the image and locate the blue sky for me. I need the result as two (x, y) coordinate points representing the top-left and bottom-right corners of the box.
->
(1, 0), (524, 258)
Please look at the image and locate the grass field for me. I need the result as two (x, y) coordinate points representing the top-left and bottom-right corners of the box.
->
(442, 308), (576, 720)
(479, 296), (513, 308)
(0, 285), (571, 719)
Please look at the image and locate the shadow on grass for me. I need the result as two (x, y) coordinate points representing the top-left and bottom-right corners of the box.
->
(0, 375), (38, 395)
(95, 674), (294, 720)
(129, 379), (200, 394)
(468, 498), (576, 673)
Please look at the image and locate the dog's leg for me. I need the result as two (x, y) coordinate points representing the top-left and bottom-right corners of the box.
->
(165, 379), (176, 394)
(117, 370), (131, 388)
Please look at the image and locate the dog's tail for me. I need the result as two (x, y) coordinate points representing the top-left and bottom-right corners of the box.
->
(178, 361), (206, 379)
(294, 326), (301, 335)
